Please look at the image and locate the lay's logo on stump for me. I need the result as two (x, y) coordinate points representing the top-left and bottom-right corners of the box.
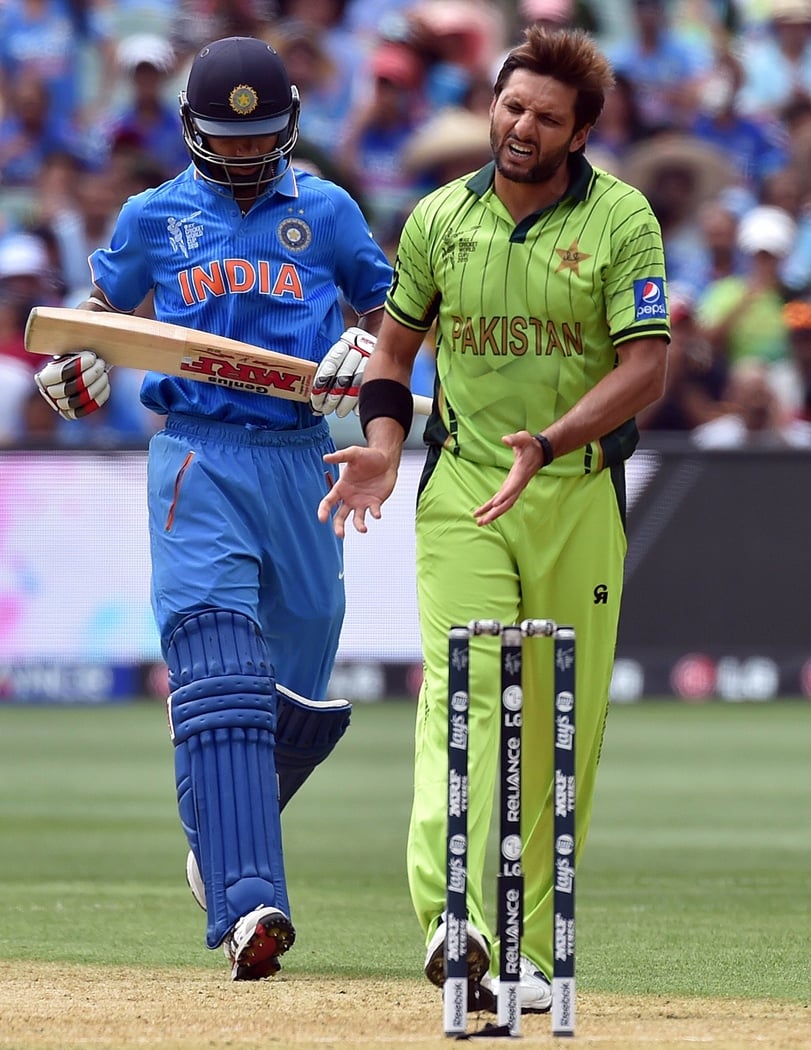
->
(633, 277), (667, 320)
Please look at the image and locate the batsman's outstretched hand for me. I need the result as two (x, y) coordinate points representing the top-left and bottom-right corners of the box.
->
(311, 327), (376, 417)
(35, 351), (111, 420)
(473, 431), (545, 527)
(317, 445), (398, 538)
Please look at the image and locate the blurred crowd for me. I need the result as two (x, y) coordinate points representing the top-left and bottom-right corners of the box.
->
(2, 0), (811, 450)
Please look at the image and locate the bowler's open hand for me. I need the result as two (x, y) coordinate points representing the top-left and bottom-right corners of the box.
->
(473, 431), (545, 526)
(317, 446), (398, 538)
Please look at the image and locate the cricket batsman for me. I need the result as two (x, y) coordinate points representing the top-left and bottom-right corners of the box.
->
(33, 36), (393, 980)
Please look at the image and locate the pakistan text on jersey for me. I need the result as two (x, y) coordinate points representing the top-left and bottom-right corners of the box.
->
(178, 260), (304, 305)
(450, 316), (583, 357)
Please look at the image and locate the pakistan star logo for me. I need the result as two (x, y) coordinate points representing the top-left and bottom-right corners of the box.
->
(555, 240), (591, 276)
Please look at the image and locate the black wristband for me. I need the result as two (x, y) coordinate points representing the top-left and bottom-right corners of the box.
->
(359, 378), (414, 438)
(533, 432), (554, 468)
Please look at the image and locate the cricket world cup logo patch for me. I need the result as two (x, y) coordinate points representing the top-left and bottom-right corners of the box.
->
(633, 277), (667, 321)
(167, 211), (203, 257)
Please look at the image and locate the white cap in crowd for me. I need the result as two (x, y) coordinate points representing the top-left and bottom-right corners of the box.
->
(736, 206), (797, 259)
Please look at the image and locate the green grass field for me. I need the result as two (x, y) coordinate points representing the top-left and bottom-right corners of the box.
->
(0, 699), (808, 1003)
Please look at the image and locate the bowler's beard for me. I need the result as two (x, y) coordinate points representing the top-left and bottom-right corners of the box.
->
(490, 129), (573, 184)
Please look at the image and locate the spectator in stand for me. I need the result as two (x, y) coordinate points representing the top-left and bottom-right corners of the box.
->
(696, 197), (745, 290)
(0, 289), (31, 373)
(624, 134), (736, 297)
(517, 0), (602, 35)
(106, 0), (175, 41)
(759, 163), (811, 294)
(649, 183), (751, 304)
(338, 40), (428, 241)
(637, 282), (729, 432)
(781, 93), (811, 201)
(277, 0), (359, 63)
(271, 18), (357, 165)
(113, 149), (174, 200)
(586, 70), (648, 169)
(35, 166), (121, 305)
(94, 34), (189, 179)
(406, 0), (507, 110)
(400, 105), (492, 194)
(170, 0), (277, 62)
(0, 230), (63, 327)
(697, 204), (796, 367)
(738, 0), (811, 122)
(780, 91), (811, 143)
(0, 70), (79, 189)
(9, 384), (60, 445)
(691, 357), (811, 447)
(605, 0), (713, 135)
(275, 0), (366, 145)
(688, 48), (789, 196)
(0, 233), (63, 443)
(344, 0), (415, 46)
(671, 0), (743, 52)
(518, 0), (573, 29)
(492, 0), (602, 92)
(0, 293), (38, 444)
(462, 70), (497, 116)
(0, 0), (117, 130)
(29, 150), (84, 228)
(772, 298), (811, 418)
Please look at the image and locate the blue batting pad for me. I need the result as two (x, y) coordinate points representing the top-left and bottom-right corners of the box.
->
(167, 609), (289, 948)
(275, 684), (352, 810)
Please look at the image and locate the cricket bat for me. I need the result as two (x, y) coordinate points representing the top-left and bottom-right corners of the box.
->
(24, 306), (433, 416)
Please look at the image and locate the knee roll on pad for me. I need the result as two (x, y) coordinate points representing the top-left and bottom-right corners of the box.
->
(167, 609), (289, 948)
(275, 684), (352, 810)
(167, 607), (270, 690)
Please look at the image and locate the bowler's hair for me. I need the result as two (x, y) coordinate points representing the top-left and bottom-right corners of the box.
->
(494, 25), (615, 131)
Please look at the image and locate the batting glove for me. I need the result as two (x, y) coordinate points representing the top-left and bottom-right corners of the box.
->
(35, 351), (111, 420)
(310, 327), (376, 418)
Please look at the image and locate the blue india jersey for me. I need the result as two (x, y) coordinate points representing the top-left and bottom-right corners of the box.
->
(89, 162), (393, 429)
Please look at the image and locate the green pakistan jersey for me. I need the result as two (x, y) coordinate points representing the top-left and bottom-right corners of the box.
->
(387, 153), (670, 476)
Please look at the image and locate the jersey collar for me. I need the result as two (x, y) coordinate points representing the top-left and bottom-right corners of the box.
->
(193, 161), (299, 201)
(273, 162), (299, 199)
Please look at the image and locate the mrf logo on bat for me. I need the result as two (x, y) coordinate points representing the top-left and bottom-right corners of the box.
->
(180, 350), (312, 397)
(633, 277), (667, 320)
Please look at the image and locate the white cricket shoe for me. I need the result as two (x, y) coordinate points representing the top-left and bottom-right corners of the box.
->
(222, 904), (296, 981)
(487, 955), (552, 1014)
(185, 850), (206, 910)
(424, 918), (495, 1012)
(185, 853), (294, 979)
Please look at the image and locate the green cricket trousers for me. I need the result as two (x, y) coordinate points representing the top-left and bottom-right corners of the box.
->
(407, 447), (627, 979)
